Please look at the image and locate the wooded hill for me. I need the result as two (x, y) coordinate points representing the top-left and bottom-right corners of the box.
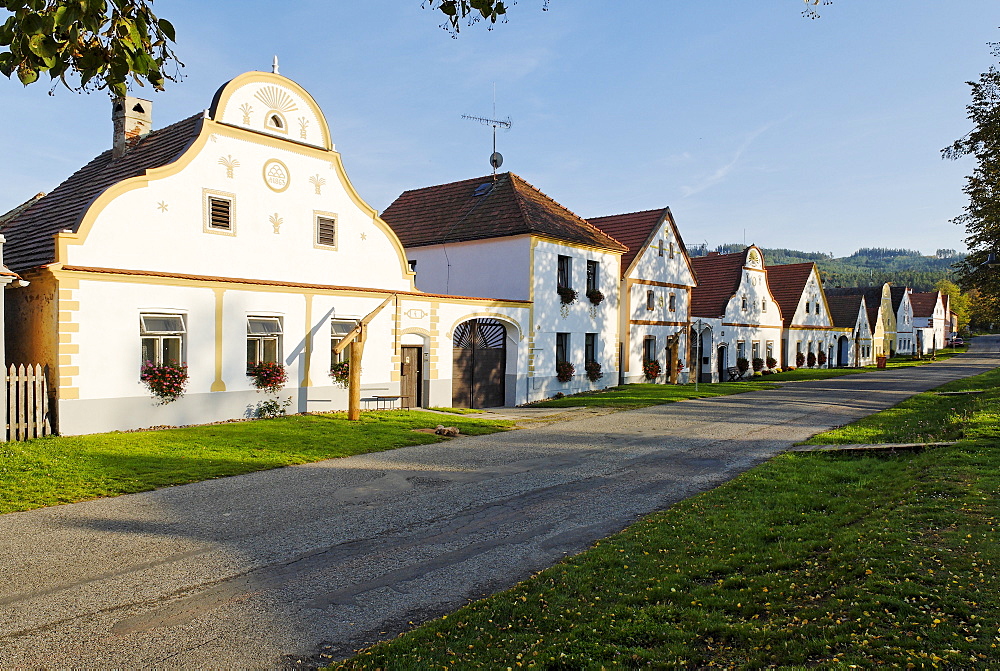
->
(687, 245), (964, 292)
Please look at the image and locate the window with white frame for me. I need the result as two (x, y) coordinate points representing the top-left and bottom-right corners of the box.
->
(736, 341), (746, 360)
(643, 336), (656, 364)
(557, 255), (572, 289)
(247, 316), (282, 368)
(140, 314), (185, 365)
(556, 332), (570, 364)
(331, 320), (358, 364)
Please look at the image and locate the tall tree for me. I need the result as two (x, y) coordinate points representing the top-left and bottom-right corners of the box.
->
(943, 45), (1000, 301)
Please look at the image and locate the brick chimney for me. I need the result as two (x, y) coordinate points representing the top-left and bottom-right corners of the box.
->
(112, 96), (152, 158)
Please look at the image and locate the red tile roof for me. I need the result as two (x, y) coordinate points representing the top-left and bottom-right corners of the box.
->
(0, 114), (202, 273)
(380, 172), (627, 253)
(766, 262), (816, 327)
(825, 286), (885, 334)
(910, 291), (940, 318)
(826, 294), (865, 329)
(689, 250), (749, 318)
(586, 208), (679, 276)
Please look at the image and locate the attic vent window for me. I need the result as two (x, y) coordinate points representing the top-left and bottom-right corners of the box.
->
(315, 214), (337, 248)
(473, 183), (492, 197)
(209, 197), (232, 230)
(270, 114), (283, 128)
(132, 103), (145, 113)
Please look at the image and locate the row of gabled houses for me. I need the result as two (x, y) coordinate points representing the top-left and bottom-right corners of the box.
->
(0, 70), (958, 436)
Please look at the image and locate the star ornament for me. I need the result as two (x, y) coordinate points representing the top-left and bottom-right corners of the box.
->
(157, 201), (169, 212)
(359, 231), (367, 241)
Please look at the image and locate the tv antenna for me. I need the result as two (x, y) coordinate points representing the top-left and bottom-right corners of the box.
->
(462, 84), (511, 177)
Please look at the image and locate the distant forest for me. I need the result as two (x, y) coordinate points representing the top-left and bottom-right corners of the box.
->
(686, 245), (964, 292)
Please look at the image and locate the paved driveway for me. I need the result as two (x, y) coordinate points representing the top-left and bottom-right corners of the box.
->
(2, 338), (997, 668)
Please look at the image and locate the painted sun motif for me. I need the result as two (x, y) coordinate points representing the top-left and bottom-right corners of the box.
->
(254, 86), (298, 113)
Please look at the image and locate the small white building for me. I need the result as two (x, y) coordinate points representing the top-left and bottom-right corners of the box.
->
(689, 246), (784, 382)
(767, 262), (837, 368)
(381, 173), (626, 403)
(911, 291), (947, 355)
(891, 286), (915, 356)
(588, 208), (697, 384)
(826, 294), (874, 367)
(1, 70), (531, 434)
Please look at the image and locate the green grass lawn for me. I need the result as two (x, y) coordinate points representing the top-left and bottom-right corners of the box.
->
(334, 366), (1000, 668)
(427, 407), (486, 415)
(0, 411), (513, 514)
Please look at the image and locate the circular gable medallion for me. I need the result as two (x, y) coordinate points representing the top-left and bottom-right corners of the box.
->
(262, 159), (290, 192)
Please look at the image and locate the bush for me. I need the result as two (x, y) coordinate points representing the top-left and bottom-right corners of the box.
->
(643, 360), (660, 380)
(766, 356), (777, 370)
(557, 287), (578, 305)
(807, 351), (817, 367)
(585, 360), (603, 382)
(736, 357), (750, 374)
(796, 352), (806, 368)
(751, 357), (764, 372)
(556, 361), (575, 382)
(140, 362), (188, 404)
(586, 289), (605, 305)
(255, 396), (292, 418)
(247, 361), (287, 392)
(817, 350), (828, 366)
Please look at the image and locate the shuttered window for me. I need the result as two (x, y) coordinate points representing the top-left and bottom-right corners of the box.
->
(208, 197), (232, 230)
(316, 216), (337, 248)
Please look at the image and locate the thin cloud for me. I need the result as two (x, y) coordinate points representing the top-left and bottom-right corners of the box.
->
(680, 121), (781, 198)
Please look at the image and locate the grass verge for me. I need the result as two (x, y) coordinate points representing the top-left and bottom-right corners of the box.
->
(428, 407), (486, 415)
(335, 366), (1000, 668)
(0, 410), (513, 514)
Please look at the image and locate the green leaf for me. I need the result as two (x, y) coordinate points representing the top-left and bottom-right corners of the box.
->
(17, 63), (38, 84)
(157, 17), (174, 42)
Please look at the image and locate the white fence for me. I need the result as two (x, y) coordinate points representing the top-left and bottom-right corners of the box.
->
(6, 364), (52, 441)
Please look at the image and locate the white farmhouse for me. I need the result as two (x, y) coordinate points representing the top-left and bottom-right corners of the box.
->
(826, 294), (874, 367)
(381, 173), (626, 402)
(890, 286), (915, 356)
(689, 246), (784, 382)
(588, 208), (696, 384)
(911, 291), (947, 355)
(766, 262), (837, 368)
(1, 70), (530, 434)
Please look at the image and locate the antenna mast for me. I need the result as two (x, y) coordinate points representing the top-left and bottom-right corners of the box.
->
(463, 86), (512, 178)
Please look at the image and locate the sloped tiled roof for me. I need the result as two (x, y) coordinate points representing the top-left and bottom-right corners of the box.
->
(0, 193), (45, 227)
(689, 251), (748, 318)
(587, 208), (691, 277)
(826, 294), (866, 329)
(825, 286), (884, 332)
(766, 262), (815, 327)
(380, 172), (627, 253)
(0, 114), (202, 273)
(910, 291), (940, 318)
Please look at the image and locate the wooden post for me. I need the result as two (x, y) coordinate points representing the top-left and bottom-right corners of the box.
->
(348, 331), (364, 421)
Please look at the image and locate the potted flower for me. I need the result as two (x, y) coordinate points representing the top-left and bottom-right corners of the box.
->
(585, 360), (603, 382)
(751, 357), (764, 372)
(766, 356), (778, 370)
(556, 360), (575, 382)
(557, 286), (578, 305)
(329, 360), (350, 388)
(817, 350), (828, 367)
(642, 359), (660, 380)
(736, 357), (750, 376)
(586, 289), (604, 306)
(807, 351), (817, 368)
(247, 361), (287, 392)
(795, 352), (806, 368)
(140, 361), (188, 404)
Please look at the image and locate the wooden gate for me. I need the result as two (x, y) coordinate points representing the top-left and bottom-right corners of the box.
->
(6, 364), (52, 441)
(452, 319), (506, 409)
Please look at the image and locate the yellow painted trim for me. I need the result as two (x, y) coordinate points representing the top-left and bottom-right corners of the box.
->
(59, 344), (80, 354)
(629, 319), (689, 327)
(786, 325), (838, 331)
(211, 288), (227, 392)
(60, 388), (80, 400)
(208, 71), (333, 151)
(58, 312), (76, 323)
(630, 279), (690, 289)
(59, 365), (79, 375)
(59, 377), (75, 386)
(59, 333), (74, 344)
(530, 233), (626, 255)
(261, 158), (291, 193)
(60, 323), (79, 333)
(59, 300), (80, 310)
(302, 294), (313, 388)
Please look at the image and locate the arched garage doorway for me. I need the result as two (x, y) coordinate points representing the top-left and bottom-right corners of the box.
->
(452, 318), (506, 408)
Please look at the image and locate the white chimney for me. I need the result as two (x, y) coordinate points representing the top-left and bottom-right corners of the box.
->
(112, 96), (153, 158)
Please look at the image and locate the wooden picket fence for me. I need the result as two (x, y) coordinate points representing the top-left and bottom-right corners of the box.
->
(6, 364), (52, 441)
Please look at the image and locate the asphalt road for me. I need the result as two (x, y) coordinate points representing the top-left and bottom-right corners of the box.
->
(2, 337), (998, 668)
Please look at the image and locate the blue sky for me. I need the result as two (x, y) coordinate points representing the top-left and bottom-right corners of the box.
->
(1, 1), (996, 257)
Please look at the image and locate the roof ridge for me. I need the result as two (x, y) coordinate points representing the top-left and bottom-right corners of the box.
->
(589, 206), (669, 221)
(508, 173), (627, 250)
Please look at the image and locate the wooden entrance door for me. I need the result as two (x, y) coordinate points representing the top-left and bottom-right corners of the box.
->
(452, 319), (506, 408)
(400, 346), (422, 409)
